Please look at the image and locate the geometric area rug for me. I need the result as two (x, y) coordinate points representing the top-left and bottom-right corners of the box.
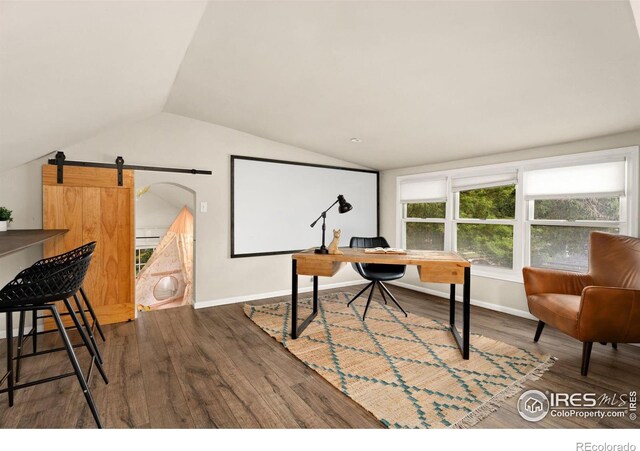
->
(244, 292), (555, 429)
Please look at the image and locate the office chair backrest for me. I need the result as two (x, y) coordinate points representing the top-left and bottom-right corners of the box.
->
(350, 236), (389, 249)
(349, 236), (406, 275)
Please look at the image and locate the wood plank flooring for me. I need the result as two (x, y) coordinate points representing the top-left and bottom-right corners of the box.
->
(1, 284), (638, 428)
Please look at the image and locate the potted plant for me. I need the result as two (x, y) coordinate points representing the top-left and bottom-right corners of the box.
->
(0, 207), (13, 232)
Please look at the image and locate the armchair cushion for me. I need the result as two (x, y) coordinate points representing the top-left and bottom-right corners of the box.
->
(528, 293), (581, 338)
(522, 267), (593, 297)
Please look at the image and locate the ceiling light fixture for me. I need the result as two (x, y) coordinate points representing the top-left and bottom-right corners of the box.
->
(350, 138), (362, 143)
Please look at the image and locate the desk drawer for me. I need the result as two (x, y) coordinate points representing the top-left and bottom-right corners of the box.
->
(296, 259), (346, 277)
(417, 262), (465, 284)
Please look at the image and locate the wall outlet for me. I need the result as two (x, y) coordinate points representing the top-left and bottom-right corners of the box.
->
(200, 201), (208, 213)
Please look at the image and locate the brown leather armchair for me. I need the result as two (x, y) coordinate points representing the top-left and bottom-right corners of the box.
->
(523, 231), (640, 375)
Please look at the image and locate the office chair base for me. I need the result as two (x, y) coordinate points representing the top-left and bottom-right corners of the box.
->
(347, 282), (374, 307)
(348, 281), (408, 320)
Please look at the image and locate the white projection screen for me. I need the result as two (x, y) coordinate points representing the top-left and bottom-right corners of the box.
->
(231, 156), (379, 257)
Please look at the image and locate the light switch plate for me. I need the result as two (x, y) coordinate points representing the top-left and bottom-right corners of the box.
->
(200, 201), (208, 213)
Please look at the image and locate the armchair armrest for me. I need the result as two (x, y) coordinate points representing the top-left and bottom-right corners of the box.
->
(522, 267), (593, 297)
(578, 286), (640, 343)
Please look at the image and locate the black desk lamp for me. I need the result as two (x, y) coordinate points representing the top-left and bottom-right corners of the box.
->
(310, 195), (353, 254)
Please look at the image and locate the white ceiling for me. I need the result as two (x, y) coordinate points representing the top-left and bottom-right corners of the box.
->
(2, 1), (640, 172)
(165, 1), (640, 170)
(0, 1), (206, 171)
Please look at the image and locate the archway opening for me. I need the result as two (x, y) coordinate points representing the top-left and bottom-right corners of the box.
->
(134, 182), (195, 312)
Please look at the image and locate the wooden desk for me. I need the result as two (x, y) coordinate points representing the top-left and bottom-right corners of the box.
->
(291, 248), (472, 359)
(0, 229), (68, 258)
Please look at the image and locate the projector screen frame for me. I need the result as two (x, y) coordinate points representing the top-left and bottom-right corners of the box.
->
(230, 155), (379, 258)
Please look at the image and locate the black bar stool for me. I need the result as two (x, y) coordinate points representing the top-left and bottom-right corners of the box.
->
(12, 242), (106, 382)
(0, 246), (106, 428)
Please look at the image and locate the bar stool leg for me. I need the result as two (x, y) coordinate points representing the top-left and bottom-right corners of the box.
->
(73, 294), (103, 364)
(32, 310), (37, 354)
(62, 299), (109, 385)
(5, 312), (14, 407)
(50, 306), (103, 429)
(15, 311), (25, 382)
(80, 287), (105, 342)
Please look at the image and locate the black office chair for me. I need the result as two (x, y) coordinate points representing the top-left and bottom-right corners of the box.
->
(347, 236), (408, 320)
(0, 249), (105, 428)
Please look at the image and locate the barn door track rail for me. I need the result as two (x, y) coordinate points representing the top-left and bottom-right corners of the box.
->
(49, 152), (212, 186)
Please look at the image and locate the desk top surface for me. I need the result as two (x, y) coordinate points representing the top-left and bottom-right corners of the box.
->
(0, 229), (68, 258)
(292, 248), (470, 267)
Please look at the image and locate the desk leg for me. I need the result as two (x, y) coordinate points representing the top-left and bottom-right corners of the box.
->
(449, 267), (471, 360)
(462, 266), (470, 360)
(313, 275), (318, 314)
(291, 259), (298, 339)
(449, 283), (456, 326)
(291, 260), (319, 340)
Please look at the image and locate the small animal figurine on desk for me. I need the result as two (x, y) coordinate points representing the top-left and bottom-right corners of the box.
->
(328, 229), (343, 255)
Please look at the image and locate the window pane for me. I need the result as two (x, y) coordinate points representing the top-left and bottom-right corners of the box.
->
(405, 202), (446, 219)
(533, 197), (620, 221)
(405, 222), (445, 250)
(530, 226), (619, 272)
(459, 185), (516, 219)
(135, 248), (154, 276)
(457, 224), (513, 268)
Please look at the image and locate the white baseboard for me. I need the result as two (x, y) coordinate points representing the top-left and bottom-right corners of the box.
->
(0, 326), (28, 340)
(194, 280), (364, 310)
(387, 280), (537, 321)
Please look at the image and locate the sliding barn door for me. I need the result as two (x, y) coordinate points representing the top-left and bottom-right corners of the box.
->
(42, 165), (135, 325)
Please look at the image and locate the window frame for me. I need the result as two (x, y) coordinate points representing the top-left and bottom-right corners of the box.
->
(453, 183), (520, 278)
(396, 146), (639, 283)
(401, 202), (447, 250)
(135, 246), (156, 276)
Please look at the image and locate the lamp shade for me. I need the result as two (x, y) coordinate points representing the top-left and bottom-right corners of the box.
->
(338, 195), (353, 214)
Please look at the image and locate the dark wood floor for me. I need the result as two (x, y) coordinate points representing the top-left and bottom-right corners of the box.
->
(1, 284), (638, 428)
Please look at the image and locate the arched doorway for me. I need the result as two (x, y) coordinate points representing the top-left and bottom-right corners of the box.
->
(134, 182), (195, 311)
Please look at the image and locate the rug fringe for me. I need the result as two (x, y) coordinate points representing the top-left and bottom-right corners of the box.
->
(450, 355), (557, 429)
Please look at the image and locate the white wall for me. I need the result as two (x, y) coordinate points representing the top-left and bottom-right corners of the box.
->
(3, 111), (638, 335)
(380, 128), (640, 318)
(0, 112), (367, 335)
(0, 159), (49, 337)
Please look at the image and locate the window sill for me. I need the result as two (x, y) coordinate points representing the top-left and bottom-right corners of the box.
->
(469, 267), (523, 284)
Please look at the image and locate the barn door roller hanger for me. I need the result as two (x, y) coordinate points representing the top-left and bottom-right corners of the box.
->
(49, 151), (212, 186)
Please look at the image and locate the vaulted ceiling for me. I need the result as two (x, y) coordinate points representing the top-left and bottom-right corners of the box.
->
(0, 1), (207, 171)
(2, 1), (640, 172)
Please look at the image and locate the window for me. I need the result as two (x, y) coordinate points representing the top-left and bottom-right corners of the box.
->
(403, 202), (446, 250)
(400, 177), (447, 250)
(455, 185), (516, 268)
(524, 160), (628, 272)
(135, 247), (155, 276)
(397, 146), (638, 281)
(529, 197), (621, 271)
(530, 225), (619, 272)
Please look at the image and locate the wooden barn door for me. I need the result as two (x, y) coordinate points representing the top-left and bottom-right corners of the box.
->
(42, 165), (135, 325)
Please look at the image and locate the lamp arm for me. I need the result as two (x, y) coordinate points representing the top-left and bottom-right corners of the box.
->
(310, 199), (339, 228)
